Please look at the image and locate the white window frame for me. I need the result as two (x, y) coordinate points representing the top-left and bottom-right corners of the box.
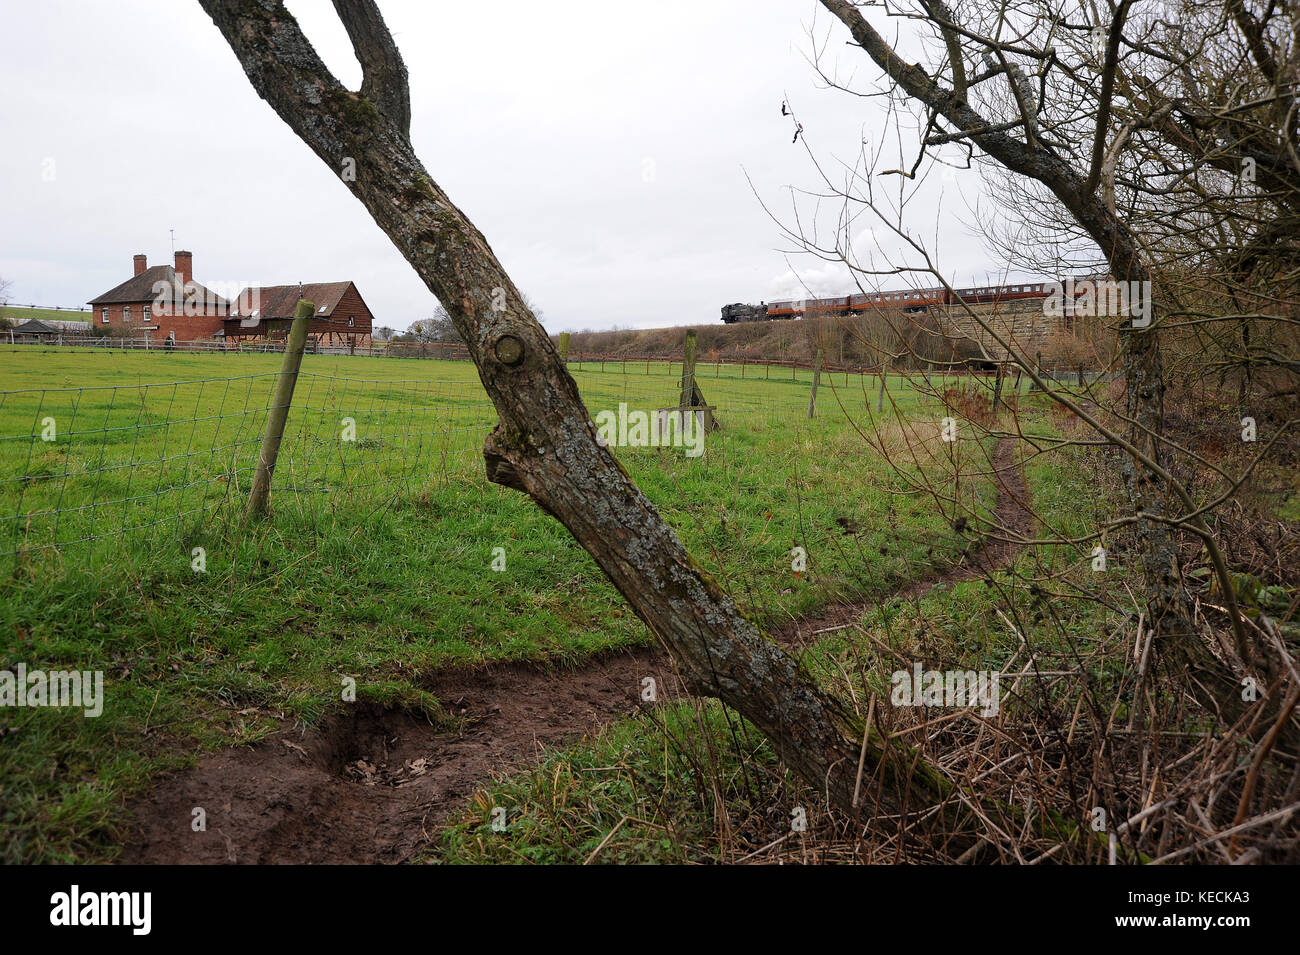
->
(101, 308), (109, 324)
(123, 306), (131, 324)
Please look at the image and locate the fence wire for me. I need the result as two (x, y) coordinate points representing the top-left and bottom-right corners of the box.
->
(0, 359), (839, 564)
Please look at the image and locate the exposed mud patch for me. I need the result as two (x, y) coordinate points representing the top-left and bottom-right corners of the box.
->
(122, 649), (676, 864)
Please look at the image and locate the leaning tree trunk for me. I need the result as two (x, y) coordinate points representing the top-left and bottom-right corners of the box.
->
(196, 0), (966, 823)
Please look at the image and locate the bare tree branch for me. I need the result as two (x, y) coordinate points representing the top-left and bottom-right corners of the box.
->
(332, 0), (411, 136)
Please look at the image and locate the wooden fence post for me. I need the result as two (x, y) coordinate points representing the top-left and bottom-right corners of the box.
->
(245, 299), (313, 519)
(678, 329), (721, 432)
(992, 362), (1005, 414)
(680, 329), (699, 410)
(807, 341), (823, 419)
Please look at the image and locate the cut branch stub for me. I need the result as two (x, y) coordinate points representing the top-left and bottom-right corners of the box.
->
(493, 334), (525, 366)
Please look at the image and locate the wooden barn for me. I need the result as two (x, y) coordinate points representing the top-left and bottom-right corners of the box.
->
(225, 282), (374, 349)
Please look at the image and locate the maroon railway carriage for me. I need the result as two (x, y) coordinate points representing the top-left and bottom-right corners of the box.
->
(755, 282), (1056, 321)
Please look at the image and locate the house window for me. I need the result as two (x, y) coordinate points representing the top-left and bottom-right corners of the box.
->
(143, 305), (151, 323)
(123, 306), (131, 323)
(347, 316), (355, 327)
(101, 308), (109, 324)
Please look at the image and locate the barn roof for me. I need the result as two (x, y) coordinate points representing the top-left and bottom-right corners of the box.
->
(13, 319), (57, 333)
(230, 282), (355, 319)
(88, 265), (230, 307)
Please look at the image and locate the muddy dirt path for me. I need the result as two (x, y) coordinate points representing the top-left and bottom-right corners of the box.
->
(122, 439), (1030, 864)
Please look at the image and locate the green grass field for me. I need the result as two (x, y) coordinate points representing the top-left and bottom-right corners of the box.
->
(0, 345), (995, 862)
(1, 306), (93, 326)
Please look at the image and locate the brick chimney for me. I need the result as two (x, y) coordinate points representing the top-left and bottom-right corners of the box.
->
(174, 250), (193, 285)
(133, 253), (147, 276)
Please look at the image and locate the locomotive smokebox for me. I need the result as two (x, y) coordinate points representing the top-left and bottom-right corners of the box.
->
(721, 303), (770, 324)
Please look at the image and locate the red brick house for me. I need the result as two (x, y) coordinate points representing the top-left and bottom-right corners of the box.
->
(225, 282), (374, 349)
(87, 252), (229, 341)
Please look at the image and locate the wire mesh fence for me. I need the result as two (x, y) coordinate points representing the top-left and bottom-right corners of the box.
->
(0, 334), (466, 358)
(0, 355), (859, 567)
(2, 373), (277, 560)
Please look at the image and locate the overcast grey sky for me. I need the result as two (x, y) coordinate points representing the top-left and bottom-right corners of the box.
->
(0, 0), (1008, 332)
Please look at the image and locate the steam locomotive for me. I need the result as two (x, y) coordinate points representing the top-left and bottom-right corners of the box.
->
(721, 281), (1058, 323)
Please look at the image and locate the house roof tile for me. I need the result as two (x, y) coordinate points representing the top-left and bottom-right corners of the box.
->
(231, 282), (354, 319)
(88, 265), (230, 308)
